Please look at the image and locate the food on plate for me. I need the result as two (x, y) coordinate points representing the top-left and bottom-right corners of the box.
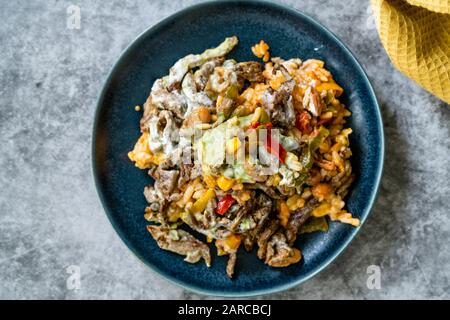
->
(128, 36), (359, 278)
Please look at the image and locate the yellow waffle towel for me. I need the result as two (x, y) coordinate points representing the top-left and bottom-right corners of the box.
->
(371, 0), (450, 104)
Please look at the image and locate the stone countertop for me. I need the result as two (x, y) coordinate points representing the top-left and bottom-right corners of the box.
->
(1, 0), (449, 299)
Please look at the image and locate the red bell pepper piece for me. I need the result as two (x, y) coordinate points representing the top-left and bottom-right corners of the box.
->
(250, 121), (285, 163)
(264, 132), (286, 163)
(250, 121), (261, 129)
(215, 195), (236, 215)
(250, 121), (272, 129)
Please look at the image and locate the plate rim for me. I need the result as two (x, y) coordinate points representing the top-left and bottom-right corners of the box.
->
(91, 0), (385, 297)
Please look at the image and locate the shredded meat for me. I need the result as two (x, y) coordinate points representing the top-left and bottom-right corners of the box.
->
(182, 72), (214, 110)
(150, 79), (187, 119)
(261, 80), (296, 128)
(182, 204), (233, 240)
(226, 252), (237, 278)
(189, 163), (202, 180)
(194, 57), (225, 91)
(183, 196), (255, 241)
(176, 163), (201, 189)
(216, 95), (235, 119)
(177, 163), (192, 188)
(260, 64), (296, 128)
(337, 174), (355, 198)
(140, 95), (158, 131)
(144, 185), (167, 213)
(234, 61), (264, 82)
(257, 220), (279, 260)
(285, 198), (319, 245)
(265, 232), (301, 267)
(248, 183), (282, 199)
(228, 199), (254, 231)
(303, 86), (323, 117)
(149, 168), (179, 199)
(271, 57), (302, 75)
(241, 193), (273, 251)
(147, 225), (211, 266)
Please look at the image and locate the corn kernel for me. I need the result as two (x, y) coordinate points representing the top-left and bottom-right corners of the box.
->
(191, 189), (215, 213)
(217, 175), (235, 191)
(203, 174), (217, 188)
(224, 234), (241, 251)
(216, 234), (241, 254)
(272, 174), (281, 187)
(226, 136), (241, 154)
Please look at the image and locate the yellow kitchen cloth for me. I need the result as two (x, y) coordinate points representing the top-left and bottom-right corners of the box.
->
(371, 0), (450, 104)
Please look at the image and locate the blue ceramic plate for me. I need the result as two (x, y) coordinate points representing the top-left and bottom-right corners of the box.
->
(92, 0), (384, 296)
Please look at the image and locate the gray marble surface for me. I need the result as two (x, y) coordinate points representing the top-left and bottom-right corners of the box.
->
(1, 0), (449, 300)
